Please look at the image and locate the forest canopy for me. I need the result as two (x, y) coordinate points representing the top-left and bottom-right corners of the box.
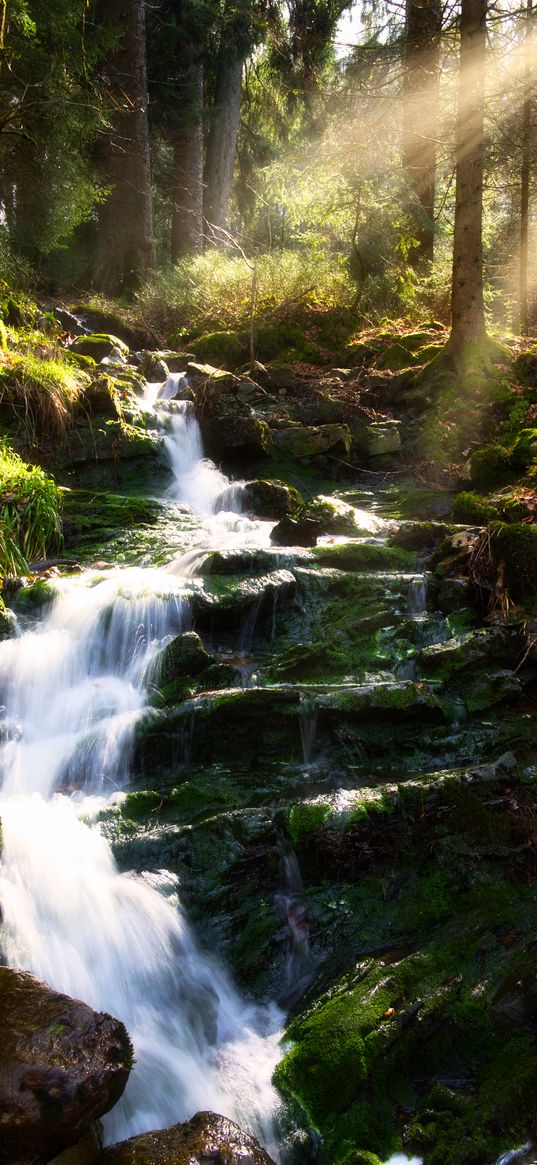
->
(0, 0), (534, 351)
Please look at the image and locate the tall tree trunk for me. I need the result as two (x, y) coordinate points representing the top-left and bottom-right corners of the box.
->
(204, 54), (243, 235)
(449, 0), (488, 370)
(402, 0), (442, 267)
(92, 0), (154, 295)
(519, 0), (533, 335)
(171, 62), (204, 261)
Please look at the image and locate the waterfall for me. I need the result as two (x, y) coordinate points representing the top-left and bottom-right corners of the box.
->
(276, 836), (316, 1008)
(0, 410), (284, 1152)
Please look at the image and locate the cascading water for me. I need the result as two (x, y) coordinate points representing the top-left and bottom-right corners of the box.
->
(0, 404), (284, 1153)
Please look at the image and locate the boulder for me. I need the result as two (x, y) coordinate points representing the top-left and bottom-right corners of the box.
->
(270, 516), (321, 547)
(188, 364), (272, 457)
(353, 420), (401, 457)
(156, 632), (211, 686)
(0, 967), (132, 1163)
(68, 335), (130, 363)
(242, 479), (302, 519)
(100, 1110), (275, 1165)
(54, 308), (88, 336)
(274, 423), (351, 458)
(136, 351), (169, 383)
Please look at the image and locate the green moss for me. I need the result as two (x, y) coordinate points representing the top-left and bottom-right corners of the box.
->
(469, 444), (514, 489)
(313, 542), (414, 573)
(378, 343), (419, 371)
(190, 330), (246, 369)
(255, 323), (309, 362)
(489, 522), (537, 598)
(513, 344), (537, 386)
(287, 801), (332, 843)
(510, 427), (537, 470)
(13, 579), (57, 615)
(452, 492), (499, 524)
(0, 321), (7, 353)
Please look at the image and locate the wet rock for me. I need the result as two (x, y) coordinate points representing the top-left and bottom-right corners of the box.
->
(54, 308), (88, 336)
(189, 365), (272, 457)
(68, 335), (130, 363)
(0, 967), (132, 1163)
(417, 626), (523, 679)
(270, 517), (321, 547)
(353, 420), (402, 457)
(390, 521), (452, 551)
(300, 494), (384, 536)
(48, 1126), (102, 1165)
(137, 351), (169, 383)
(436, 577), (472, 611)
(242, 479), (302, 519)
(156, 632), (211, 686)
(192, 568), (296, 625)
(100, 1110), (275, 1165)
(274, 423), (351, 458)
(0, 603), (17, 639)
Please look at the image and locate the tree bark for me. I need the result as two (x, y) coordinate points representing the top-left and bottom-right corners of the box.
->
(519, 0), (533, 335)
(402, 0), (442, 267)
(92, 0), (154, 295)
(449, 0), (488, 369)
(204, 54), (243, 235)
(171, 62), (204, 261)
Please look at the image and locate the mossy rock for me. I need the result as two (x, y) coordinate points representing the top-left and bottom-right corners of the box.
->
(68, 334), (130, 362)
(13, 579), (56, 616)
(415, 341), (445, 363)
(390, 521), (452, 551)
(488, 522), (537, 599)
(313, 542), (414, 573)
(343, 339), (379, 366)
(510, 427), (537, 471)
(468, 445), (514, 489)
(274, 424), (352, 459)
(155, 631), (211, 688)
(255, 322), (309, 362)
(243, 479), (302, 519)
(300, 495), (376, 535)
(190, 330), (246, 370)
(377, 343), (420, 371)
(452, 492), (499, 525)
(513, 344), (537, 386)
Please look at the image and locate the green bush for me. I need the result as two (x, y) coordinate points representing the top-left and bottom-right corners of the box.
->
(0, 442), (62, 575)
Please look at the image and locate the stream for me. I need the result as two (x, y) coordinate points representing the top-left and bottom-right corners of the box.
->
(0, 380), (530, 1165)
(0, 394), (283, 1153)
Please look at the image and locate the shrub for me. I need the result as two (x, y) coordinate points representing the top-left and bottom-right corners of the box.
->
(0, 442), (62, 575)
(0, 348), (89, 441)
(136, 249), (355, 338)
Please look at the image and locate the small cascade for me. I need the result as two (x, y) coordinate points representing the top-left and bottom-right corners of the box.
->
(276, 835), (316, 1007)
(408, 575), (428, 615)
(239, 596), (264, 653)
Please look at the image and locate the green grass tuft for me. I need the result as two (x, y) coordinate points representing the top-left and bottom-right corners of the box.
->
(0, 441), (62, 575)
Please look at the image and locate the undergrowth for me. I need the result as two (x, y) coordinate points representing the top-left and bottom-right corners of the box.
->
(136, 249), (356, 338)
(0, 346), (89, 442)
(0, 441), (62, 575)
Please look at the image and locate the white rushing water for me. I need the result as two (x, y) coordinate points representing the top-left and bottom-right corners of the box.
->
(0, 401), (283, 1152)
